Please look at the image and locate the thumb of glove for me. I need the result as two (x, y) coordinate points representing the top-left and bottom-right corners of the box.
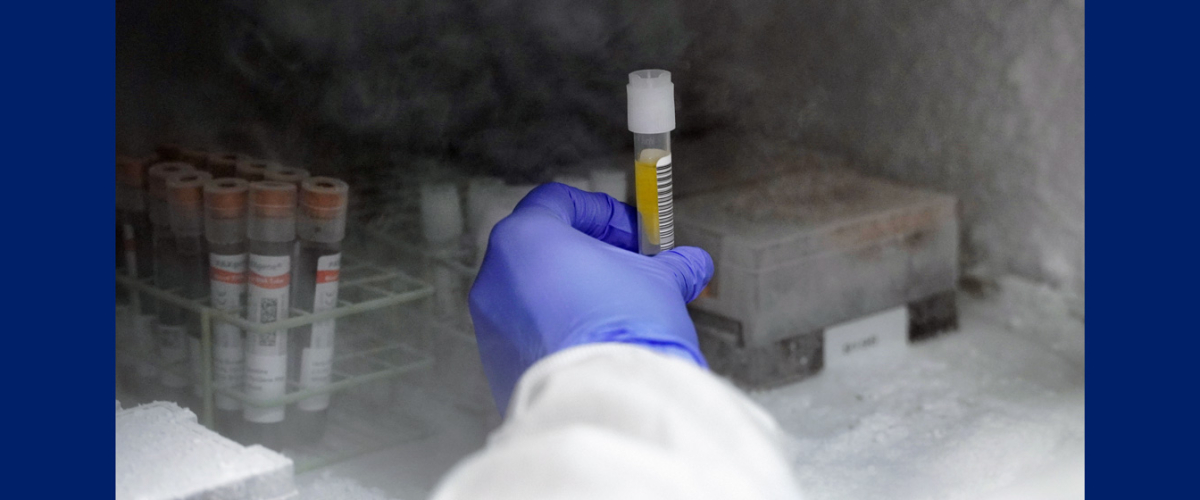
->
(651, 246), (715, 303)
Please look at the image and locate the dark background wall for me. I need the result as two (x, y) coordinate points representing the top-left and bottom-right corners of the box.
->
(116, 0), (1085, 302)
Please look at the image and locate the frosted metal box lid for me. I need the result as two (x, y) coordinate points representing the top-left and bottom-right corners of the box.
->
(675, 169), (957, 273)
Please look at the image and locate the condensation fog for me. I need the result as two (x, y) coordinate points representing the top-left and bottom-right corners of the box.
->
(116, 1), (1084, 498)
(116, 0), (1084, 301)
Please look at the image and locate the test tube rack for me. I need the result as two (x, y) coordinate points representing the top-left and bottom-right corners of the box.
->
(116, 253), (437, 472)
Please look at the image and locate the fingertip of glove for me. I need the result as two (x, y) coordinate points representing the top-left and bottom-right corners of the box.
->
(655, 246), (715, 302)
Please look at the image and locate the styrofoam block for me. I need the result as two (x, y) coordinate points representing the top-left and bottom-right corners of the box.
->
(822, 306), (909, 369)
(116, 402), (297, 500)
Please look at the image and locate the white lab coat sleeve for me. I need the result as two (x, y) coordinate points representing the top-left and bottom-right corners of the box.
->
(428, 343), (804, 500)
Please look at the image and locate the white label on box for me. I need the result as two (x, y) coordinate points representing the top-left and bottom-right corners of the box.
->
(157, 323), (188, 388)
(823, 306), (909, 370)
(245, 254), (290, 422)
(298, 253), (340, 411)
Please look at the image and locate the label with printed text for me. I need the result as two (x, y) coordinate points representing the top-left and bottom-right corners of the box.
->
(244, 253), (290, 422)
(210, 253), (247, 409)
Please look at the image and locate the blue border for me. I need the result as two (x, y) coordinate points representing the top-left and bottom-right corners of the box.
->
(5, 2), (114, 493)
(1089, 2), (1198, 498)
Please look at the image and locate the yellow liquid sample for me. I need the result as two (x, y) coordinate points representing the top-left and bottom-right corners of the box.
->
(634, 148), (670, 249)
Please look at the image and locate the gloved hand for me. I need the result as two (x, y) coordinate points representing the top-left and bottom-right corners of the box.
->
(469, 183), (714, 413)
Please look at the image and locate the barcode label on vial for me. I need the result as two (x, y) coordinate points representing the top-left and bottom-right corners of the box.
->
(247, 254), (290, 324)
(656, 154), (675, 251)
(299, 253), (341, 411)
(245, 254), (290, 422)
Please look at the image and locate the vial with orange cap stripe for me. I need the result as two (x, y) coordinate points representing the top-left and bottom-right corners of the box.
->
(287, 177), (349, 445)
(147, 162), (198, 407)
(242, 181), (297, 450)
(204, 177), (252, 440)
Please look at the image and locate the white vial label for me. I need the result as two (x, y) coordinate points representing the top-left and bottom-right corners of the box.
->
(157, 323), (189, 388)
(247, 254), (290, 324)
(298, 347), (334, 411)
(299, 253), (340, 411)
(211, 253), (246, 410)
(245, 254), (290, 423)
(210, 254), (247, 311)
(823, 306), (909, 370)
(244, 350), (288, 423)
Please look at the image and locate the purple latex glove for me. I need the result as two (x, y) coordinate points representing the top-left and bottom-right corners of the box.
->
(469, 183), (714, 413)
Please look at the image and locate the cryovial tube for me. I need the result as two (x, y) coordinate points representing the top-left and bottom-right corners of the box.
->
(167, 171), (215, 406)
(204, 178), (250, 437)
(263, 166), (310, 185)
(117, 155), (159, 397)
(147, 162), (197, 405)
(627, 69), (677, 256)
(263, 165), (311, 318)
(288, 177), (348, 444)
(236, 160), (272, 182)
(243, 181), (297, 449)
(420, 181), (465, 317)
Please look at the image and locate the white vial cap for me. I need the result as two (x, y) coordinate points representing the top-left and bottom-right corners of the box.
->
(627, 69), (675, 134)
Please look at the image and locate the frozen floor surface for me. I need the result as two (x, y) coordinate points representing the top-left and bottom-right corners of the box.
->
(751, 276), (1085, 500)
(296, 391), (496, 500)
(303, 275), (1084, 500)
